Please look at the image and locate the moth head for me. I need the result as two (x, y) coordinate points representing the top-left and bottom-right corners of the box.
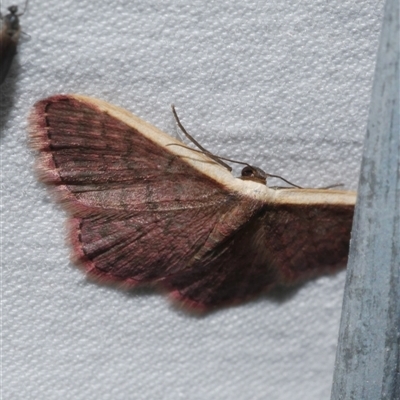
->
(240, 165), (267, 184)
(8, 5), (18, 13)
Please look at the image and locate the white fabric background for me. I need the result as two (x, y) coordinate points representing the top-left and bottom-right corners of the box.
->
(1, 0), (384, 399)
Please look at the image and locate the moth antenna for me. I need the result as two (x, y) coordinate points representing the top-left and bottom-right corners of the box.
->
(18, 0), (29, 16)
(265, 173), (302, 189)
(168, 142), (250, 169)
(170, 106), (303, 189)
(171, 105), (232, 171)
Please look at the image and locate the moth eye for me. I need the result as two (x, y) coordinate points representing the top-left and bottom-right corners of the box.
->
(241, 166), (255, 177)
(242, 165), (258, 177)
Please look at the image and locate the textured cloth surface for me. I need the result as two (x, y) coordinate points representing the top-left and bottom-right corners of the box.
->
(1, 1), (383, 399)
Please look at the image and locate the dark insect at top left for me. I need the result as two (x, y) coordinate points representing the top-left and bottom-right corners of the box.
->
(0, 0), (28, 85)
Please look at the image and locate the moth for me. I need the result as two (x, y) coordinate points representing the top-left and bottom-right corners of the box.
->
(0, 1), (28, 85)
(29, 95), (356, 310)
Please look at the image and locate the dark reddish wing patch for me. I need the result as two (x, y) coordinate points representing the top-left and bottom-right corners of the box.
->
(29, 95), (354, 310)
(261, 203), (353, 282)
